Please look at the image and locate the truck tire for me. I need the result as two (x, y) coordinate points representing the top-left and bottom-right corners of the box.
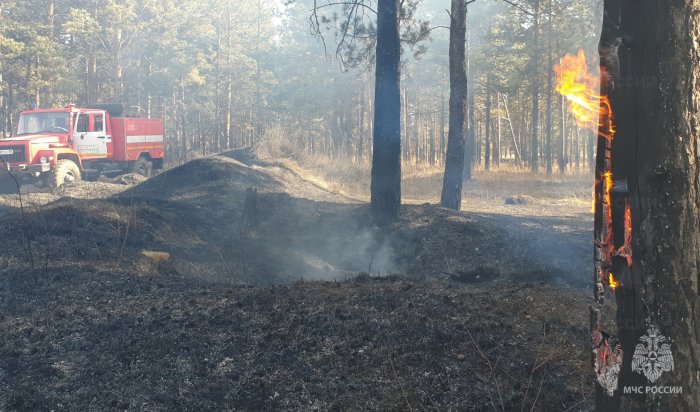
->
(50, 159), (81, 188)
(133, 157), (153, 177)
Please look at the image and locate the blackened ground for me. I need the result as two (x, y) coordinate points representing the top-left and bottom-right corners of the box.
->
(0, 150), (609, 411)
(1, 269), (603, 411)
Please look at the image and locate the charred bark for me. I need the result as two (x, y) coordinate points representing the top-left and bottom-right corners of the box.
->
(440, 0), (468, 210)
(370, 0), (402, 223)
(594, 0), (700, 409)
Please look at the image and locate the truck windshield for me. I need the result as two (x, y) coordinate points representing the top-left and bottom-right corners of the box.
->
(17, 112), (70, 134)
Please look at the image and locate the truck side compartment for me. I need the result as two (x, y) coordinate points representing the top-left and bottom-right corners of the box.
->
(111, 117), (165, 166)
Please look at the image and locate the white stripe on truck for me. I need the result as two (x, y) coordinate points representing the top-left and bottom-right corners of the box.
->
(126, 135), (164, 144)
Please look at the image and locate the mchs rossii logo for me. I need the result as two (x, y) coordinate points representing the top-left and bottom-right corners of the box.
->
(623, 325), (682, 395)
(632, 325), (674, 383)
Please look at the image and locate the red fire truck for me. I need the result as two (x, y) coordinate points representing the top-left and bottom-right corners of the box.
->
(0, 104), (164, 187)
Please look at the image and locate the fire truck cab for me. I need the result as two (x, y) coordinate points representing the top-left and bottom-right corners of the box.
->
(0, 104), (164, 187)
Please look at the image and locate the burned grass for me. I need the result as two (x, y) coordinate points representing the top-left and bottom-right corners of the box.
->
(1, 269), (601, 411)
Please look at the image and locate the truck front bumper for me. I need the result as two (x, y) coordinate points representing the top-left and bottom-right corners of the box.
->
(4, 163), (51, 177)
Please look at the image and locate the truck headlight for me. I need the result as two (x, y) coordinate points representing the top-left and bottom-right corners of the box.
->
(40, 156), (49, 164)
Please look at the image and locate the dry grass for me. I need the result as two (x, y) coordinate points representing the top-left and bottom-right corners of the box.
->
(256, 145), (593, 208)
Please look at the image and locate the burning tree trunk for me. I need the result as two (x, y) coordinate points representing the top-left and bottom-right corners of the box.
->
(603, 1), (700, 409)
(440, 0), (467, 210)
(557, 1), (700, 409)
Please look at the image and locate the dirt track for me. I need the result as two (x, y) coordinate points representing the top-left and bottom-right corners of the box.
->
(0, 150), (608, 411)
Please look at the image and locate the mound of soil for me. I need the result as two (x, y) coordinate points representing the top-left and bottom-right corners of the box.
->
(110, 173), (148, 185)
(0, 152), (550, 285)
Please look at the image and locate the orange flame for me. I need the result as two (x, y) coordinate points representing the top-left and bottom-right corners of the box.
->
(615, 201), (633, 267)
(556, 49), (633, 296)
(554, 49), (614, 140)
(601, 171), (614, 256)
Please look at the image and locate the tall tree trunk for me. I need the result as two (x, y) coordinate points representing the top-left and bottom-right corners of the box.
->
(114, 29), (123, 102)
(225, 5), (233, 148)
(588, 128), (595, 171)
(530, 0), (540, 173)
(440, 94), (446, 164)
(358, 80), (366, 161)
(214, 22), (222, 152)
(0, 1), (3, 132)
(464, 24), (474, 180)
(592, 0), (700, 409)
(47, 0), (55, 39)
(559, 94), (566, 174)
(429, 105), (436, 166)
(484, 75), (491, 171)
(545, 0), (553, 174)
(403, 87), (409, 162)
(503, 95), (522, 167)
(440, 0), (467, 210)
(496, 92), (501, 166)
(370, 0), (402, 223)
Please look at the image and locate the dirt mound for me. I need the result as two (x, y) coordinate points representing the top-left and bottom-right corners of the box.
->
(133, 155), (282, 196)
(109, 173), (147, 185)
(0, 153), (569, 286)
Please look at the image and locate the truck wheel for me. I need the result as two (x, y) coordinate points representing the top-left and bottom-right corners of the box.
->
(133, 157), (153, 177)
(50, 159), (81, 188)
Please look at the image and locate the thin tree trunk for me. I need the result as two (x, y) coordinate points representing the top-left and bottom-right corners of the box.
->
(484, 75), (491, 171)
(440, 94), (446, 164)
(463, 24), (474, 180)
(370, 0), (402, 223)
(503, 95), (522, 167)
(225, 5), (233, 148)
(496, 92), (501, 166)
(403, 87), (409, 162)
(545, 0), (553, 174)
(358, 80), (366, 160)
(559, 93), (566, 174)
(530, 0), (540, 173)
(214, 22), (222, 152)
(440, 0), (467, 210)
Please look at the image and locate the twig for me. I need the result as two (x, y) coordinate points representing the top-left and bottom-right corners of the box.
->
(465, 328), (504, 412)
(385, 345), (413, 412)
(529, 365), (547, 412)
(117, 206), (134, 264)
(521, 326), (547, 412)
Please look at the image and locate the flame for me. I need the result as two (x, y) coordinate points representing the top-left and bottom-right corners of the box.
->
(615, 201), (633, 266)
(600, 171), (614, 257)
(554, 49), (614, 140)
(555, 49), (633, 297)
